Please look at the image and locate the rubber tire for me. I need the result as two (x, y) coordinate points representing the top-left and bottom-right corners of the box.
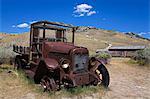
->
(98, 64), (110, 87)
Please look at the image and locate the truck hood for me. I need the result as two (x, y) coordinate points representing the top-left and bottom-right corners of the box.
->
(43, 42), (88, 55)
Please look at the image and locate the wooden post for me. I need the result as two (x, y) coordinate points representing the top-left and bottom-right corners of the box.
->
(72, 28), (75, 44)
(43, 23), (46, 39)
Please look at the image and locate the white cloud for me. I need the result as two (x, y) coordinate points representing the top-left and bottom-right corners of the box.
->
(12, 21), (38, 28)
(73, 3), (96, 17)
(16, 23), (29, 28)
(79, 13), (84, 17)
(29, 21), (37, 24)
(12, 23), (29, 28)
(74, 4), (92, 13)
(87, 11), (96, 16)
(138, 32), (147, 36)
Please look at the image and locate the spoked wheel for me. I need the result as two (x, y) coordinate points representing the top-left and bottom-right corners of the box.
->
(14, 57), (22, 70)
(62, 77), (74, 89)
(40, 76), (57, 92)
(62, 78), (74, 89)
(95, 64), (110, 87)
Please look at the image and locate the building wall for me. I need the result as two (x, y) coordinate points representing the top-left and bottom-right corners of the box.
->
(109, 50), (136, 57)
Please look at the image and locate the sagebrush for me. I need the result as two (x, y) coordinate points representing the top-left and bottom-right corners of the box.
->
(92, 51), (111, 64)
(0, 47), (15, 64)
(133, 48), (150, 65)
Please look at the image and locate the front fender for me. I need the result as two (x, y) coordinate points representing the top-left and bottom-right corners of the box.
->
(34, 58), (59, 83)
(89, 57), (103, 72)
(44, 58), (59, 70)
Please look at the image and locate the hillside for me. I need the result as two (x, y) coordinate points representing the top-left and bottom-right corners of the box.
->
(0, 28), (149, 55)
(125, 32), (150, 41)
(74, 28), (150, 54)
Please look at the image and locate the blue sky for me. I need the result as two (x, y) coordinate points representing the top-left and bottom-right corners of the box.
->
(0, 0), (150, 38)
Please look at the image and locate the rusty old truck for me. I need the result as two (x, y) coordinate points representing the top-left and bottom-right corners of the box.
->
(13, 21), (110, 91)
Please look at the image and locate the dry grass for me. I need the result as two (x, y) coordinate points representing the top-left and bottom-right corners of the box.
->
(0, 64), (107, 99)
(0, 58), (150, 99)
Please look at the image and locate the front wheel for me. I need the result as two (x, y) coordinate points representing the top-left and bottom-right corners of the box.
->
(40, 76), (58, 92)
(96, 64), (110, 87)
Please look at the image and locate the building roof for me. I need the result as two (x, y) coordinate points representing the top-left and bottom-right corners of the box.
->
(109, 46), (146, 50)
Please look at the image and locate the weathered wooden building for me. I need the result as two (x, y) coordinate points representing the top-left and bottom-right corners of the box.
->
(108, 46), (146, 57)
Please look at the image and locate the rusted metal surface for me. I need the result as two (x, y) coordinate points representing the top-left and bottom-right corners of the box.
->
(44, 58), (59, 69)
(13, 20), (110, 91)
(43, 42), (76, 54)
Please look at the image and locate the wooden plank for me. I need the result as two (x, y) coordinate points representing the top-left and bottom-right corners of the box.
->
(31, 20), (74, 28)
(33, 25), (65, 30)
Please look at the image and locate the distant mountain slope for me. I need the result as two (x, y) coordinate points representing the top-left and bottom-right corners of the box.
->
(74, 28), (150, 54)
(0, 28), (150, 54)
(125, 32), (150, 41)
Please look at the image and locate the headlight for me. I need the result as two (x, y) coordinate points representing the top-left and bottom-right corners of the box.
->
(90, 61), (97, 66)
(90, 57), (97, 66)
(62, 63), (69, 69)
(60, 58), (70, 69)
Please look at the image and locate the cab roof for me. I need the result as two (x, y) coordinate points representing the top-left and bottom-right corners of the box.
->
(31, 20), (75, 29)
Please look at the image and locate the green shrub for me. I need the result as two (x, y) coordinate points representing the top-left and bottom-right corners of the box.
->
(133, 48), (150, 65)
(91, 51), (111, 64)
(0, 47), (15, 64)
(94, 51), (111, 59)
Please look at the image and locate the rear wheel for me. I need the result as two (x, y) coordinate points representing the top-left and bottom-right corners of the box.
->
(96, 64), (110, 87)
(14, 55), (27, 70)
(14, 57), (22, 70)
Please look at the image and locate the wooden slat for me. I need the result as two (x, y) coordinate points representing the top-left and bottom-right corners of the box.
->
(31, 20), (74, 28)
(33, 25), (65, 30)
(13, 45), (29, 55)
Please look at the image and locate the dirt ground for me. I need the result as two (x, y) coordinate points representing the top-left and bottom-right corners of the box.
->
(0, 58), (150, 99)
(104, 58), (150, 99)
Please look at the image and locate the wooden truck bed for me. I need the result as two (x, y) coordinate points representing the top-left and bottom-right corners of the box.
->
(13, 45), (30, 55)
